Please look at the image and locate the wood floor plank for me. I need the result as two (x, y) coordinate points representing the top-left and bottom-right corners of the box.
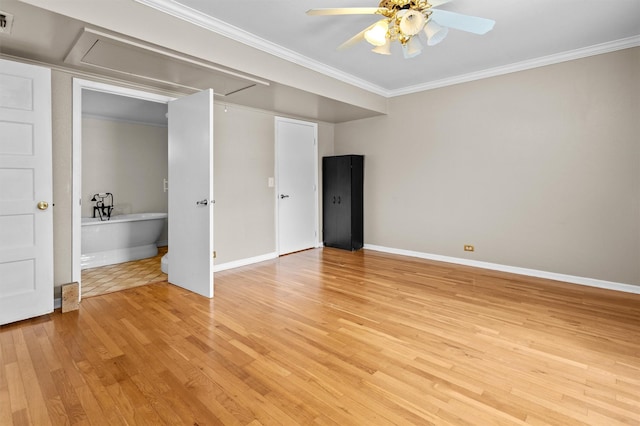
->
(12, 329), (51, 426)
(5, 361), (30, 424)
(1, 247), (640, 424)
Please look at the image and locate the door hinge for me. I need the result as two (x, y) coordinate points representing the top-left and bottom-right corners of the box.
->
(213, 251), (217, 259)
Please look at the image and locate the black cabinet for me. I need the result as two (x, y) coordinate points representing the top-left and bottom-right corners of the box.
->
(322, 155), (363, 250)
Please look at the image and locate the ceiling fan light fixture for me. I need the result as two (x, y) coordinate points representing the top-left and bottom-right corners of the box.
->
(424, 20), (448, 46)
(399, 9), (425, 36)
(307, 1), (495, 59)
(371, 38), (391, 55)
(402, 36), (422, 59)
(364, 20), (388, 46)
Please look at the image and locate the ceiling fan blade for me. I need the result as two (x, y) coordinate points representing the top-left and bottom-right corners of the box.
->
(307, 7), (387, 16)
(430, 9), (495, 35)
(338, 22), (379, 50)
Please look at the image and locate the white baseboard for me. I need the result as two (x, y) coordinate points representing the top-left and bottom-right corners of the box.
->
(214, 252), (278, 272)
(364, 244), (640, 295)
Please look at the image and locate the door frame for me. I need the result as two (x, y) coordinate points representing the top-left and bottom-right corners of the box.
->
(71, 79), (175, 288)
(274, 116), (320, 255)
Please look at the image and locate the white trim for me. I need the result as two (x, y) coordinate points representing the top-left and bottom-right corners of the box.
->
(72, 79), (175, 292)
(364, 244), (640, 295)
(392, 36), (640, 96)
(214, 252), (278, 272)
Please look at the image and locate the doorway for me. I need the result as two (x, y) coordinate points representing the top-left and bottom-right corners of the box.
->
(72, 79), (174, 290)
(73, 80), (215, 300)
(275, 117), (319, 255)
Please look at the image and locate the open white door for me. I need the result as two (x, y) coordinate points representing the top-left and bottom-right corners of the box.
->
(168, 89), (214, 298)
(0, 59), (53, 325)
(276, 117), (318, 255)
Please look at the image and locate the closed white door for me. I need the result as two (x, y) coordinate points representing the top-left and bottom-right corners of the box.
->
(168, 89), (214, 298)
(276, 117), (318, 255)
(0, 59), (53, 325)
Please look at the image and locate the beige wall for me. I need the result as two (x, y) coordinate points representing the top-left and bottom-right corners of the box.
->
(81, 118), (168, 217)
(52, 71), (73, 290)
(50, 70), (335, 297)
(335, 47), (640, 287)
(213, 105), (275, 264)
(81, 117), (168, 241)
(213, 105), (334, 264)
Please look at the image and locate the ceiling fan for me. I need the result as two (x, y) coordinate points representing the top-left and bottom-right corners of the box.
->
(307, 0), (495, 58)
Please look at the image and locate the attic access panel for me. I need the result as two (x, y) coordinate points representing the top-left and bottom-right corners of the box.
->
(65, 28), (268, 95)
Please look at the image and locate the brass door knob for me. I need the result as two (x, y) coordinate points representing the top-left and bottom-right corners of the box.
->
(37, 201), (49, 210)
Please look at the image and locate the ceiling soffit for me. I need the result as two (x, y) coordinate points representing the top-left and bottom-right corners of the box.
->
(64, 27), (268, 96)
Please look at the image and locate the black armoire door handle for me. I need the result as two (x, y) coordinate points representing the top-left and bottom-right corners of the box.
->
(332, 196), (336, 204)
(337, 196), (341, 204)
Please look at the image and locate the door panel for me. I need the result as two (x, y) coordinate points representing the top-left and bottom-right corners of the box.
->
(0, 59), (53, 325)
(324, 156), (353, 250)
(322, 157), (338, 245)
(276, 118), (317, 255)
(168, 89), (214, 298)
(335, 157), (352, 249)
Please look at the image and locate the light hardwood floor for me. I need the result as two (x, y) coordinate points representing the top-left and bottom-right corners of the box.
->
(1, 248), (639, 425)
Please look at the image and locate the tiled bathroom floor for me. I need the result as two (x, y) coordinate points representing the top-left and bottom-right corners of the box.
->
(81, 246), (168, 298)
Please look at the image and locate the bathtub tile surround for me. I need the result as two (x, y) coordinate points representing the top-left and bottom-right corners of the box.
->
(81, 213), (168, 269)
(82, 247), (168, 297)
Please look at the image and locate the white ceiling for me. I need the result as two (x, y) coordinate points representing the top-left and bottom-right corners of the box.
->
(139, 0), (640, 95)
(83, 90), (168, 126)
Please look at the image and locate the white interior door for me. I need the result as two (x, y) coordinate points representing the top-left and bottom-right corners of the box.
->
(168, 89), (214, 298)
(0, 59), (53, 325)
(276, 117), (318, 255)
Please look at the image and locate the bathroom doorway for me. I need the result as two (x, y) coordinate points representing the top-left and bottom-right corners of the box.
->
(72, 80), (215, 300)
(72, 80), (173, 297)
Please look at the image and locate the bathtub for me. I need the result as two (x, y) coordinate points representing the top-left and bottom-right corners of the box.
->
(81, 213), (168, 269)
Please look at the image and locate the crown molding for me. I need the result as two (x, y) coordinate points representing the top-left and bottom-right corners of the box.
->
(133, 0), (639, 99)
(134, 0), (391, 97)
(390, 35), (640, 97)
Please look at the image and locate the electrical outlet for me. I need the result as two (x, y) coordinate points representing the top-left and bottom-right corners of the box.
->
(464, 245), (475, 252)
